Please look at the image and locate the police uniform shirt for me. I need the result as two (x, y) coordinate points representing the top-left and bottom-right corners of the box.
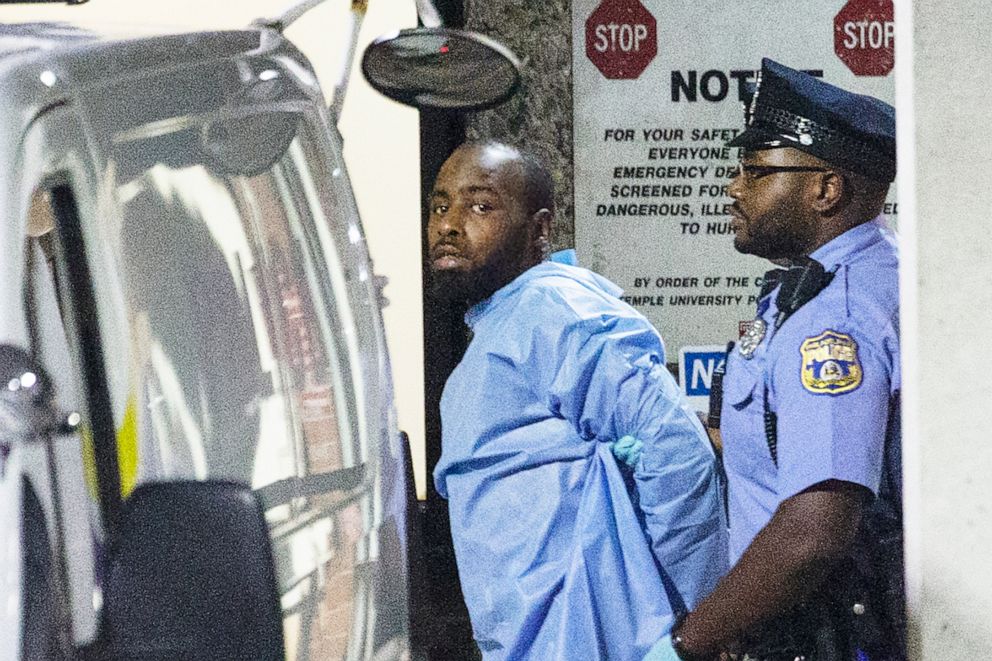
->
(721, 218), (900, 562)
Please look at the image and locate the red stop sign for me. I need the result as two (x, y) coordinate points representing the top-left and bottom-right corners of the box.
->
(586, 0), (657, 80)
(834, 0), (894, 76)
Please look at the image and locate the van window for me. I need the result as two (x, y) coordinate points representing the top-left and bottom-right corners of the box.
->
(100, 109), (378, 658)
(109, 128), (362, 489)
(23, 110), (388, 658)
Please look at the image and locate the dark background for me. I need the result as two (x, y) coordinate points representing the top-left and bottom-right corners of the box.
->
(413, 1), (573, 658)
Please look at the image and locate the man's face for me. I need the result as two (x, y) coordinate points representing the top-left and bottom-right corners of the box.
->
(728, 147), (824, 260)
(427, 145), (537, 305)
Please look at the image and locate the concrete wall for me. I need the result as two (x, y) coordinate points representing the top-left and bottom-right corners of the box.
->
(464, 0), (575, 250)
(903, 0), (992, 656)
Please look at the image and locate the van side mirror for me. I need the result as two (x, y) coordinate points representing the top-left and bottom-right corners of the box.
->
(104, 481), (285, 661)
(361, 27), (521, 111)
(200, 111), (301, 177)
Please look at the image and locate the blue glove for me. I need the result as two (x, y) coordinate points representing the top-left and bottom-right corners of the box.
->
(641, 634), (682, 661)
(611, 434), (643, 468)
(642, 634), (682, 661)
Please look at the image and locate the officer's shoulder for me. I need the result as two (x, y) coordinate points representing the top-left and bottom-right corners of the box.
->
(784, 255), (898, 347)
(835, 242), (899, 316)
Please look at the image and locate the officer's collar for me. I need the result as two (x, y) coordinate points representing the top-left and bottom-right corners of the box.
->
(809, 216), (889, 270)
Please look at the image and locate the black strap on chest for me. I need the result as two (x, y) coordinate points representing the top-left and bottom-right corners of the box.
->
(706, 341), (735, 431)
(772, 257), (835, 329)
(762, 257), (835, 466)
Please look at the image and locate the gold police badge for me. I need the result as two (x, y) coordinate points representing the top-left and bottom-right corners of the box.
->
(800, 330), (862, 395)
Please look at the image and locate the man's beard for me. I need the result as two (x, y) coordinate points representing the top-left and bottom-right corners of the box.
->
(429, 263), (504, 306)
(428, 228), (536, 307)
(734, 212), (813, 261)
(735, 229), (809, 260)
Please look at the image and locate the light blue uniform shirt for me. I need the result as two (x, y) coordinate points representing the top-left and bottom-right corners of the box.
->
(434, 261), (727, 660)
(721, 218), (901, 562)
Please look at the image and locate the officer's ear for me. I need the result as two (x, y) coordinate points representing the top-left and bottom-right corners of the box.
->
(810, 170), (849, 215)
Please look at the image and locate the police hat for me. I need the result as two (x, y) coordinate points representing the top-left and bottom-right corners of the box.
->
(727, 58), (896, 183)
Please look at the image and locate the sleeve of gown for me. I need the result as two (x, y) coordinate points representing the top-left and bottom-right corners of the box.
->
(522, 293), (729, 611)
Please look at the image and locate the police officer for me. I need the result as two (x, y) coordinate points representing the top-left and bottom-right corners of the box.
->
(644, 59), (903, 660)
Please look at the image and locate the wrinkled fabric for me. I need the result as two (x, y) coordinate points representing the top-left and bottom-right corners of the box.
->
(722, 218), (901, 562)
(434, 262), (727, 660)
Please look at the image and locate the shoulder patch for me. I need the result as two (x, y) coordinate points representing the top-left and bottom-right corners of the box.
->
(799, 330), (862, 395)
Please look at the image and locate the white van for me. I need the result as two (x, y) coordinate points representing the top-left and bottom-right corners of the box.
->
(0, 17), (418, 659)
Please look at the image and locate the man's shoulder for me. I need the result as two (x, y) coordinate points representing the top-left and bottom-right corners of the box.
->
(518, 267), (648, 327)
(805, 234), (899, 320)
(836, 249), (899, 328)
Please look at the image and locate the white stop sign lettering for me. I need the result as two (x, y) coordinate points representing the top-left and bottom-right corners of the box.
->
(842, 20), (895, 49)
(593, 22), (649, 53)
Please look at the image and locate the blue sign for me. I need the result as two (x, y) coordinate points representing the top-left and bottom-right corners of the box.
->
(683, 350), (726, 396)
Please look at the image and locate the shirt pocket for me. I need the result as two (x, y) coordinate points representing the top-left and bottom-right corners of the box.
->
(721, 360), (776, 477)
(723, 356), (760, 411)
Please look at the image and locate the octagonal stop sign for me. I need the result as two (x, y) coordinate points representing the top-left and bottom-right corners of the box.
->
(834, 0), (894, 76)
(586, 0), (657, 80)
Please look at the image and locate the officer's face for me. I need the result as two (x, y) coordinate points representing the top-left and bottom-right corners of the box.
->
(428, 144), (539, 305)
(728, 148), (824, 260)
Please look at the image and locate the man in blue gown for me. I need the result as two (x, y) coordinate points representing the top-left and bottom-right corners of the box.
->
(428, 141), (727, 660)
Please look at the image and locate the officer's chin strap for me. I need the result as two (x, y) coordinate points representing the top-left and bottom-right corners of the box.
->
(764, 257), (835, 466)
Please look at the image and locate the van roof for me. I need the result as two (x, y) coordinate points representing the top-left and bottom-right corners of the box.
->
(0, 22), (95, 57)
(0, 21), (267, 82)
(0, 21), (299, 141)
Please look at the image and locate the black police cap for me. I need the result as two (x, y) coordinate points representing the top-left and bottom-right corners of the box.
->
(727, 58), (896, 183)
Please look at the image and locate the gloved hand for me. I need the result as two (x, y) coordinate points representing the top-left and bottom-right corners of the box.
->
(642, 634), (683, 661)
(611, 434), (643, 468)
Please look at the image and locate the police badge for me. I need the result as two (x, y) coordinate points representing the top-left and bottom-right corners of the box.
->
(738, 318), (767, 359)
(800, 330), (863, 394)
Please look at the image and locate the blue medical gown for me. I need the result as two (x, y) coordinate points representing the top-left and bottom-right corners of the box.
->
(434, 262), (727, 660)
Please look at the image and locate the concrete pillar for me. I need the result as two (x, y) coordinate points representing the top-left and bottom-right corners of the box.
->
(464, 0), (575, 249)
(904, 0), (992, 657)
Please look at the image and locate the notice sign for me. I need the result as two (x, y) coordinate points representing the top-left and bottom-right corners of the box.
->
(572, 0), (896, 355)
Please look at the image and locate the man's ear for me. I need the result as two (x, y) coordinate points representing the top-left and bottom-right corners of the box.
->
(532, 208), (553, 257)
(534, 208), (553, 240)
(811, 171), (848, 215)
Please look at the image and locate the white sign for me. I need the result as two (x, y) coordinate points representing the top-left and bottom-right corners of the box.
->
(572, 0), (896, 356)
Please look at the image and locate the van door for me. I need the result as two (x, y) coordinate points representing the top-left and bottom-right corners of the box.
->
(15, 52), (407, 657)
(15, 104), (114, 659)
